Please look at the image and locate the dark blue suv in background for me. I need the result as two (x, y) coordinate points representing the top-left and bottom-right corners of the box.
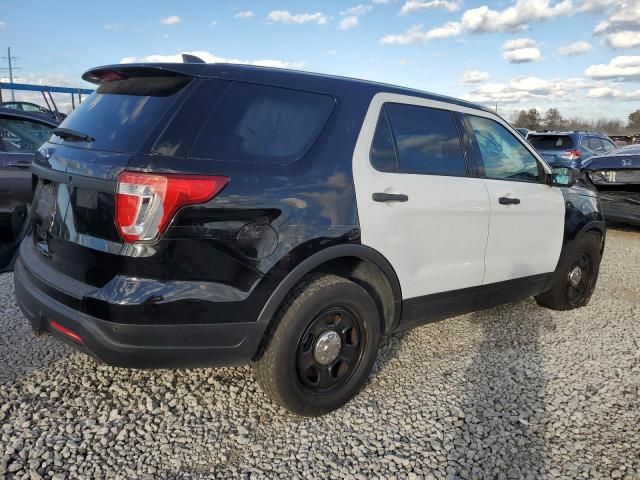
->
(528, 131), (617, 168)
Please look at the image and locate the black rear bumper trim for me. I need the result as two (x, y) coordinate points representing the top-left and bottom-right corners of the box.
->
(14, 258), (267, 369)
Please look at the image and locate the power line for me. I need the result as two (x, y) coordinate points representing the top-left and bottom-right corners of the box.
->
(1, 46), (22, 101)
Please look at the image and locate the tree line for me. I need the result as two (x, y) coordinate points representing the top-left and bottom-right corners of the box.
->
(511, 108), (640, 135)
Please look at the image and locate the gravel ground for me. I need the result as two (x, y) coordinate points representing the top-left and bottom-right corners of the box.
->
(1, 227), (639, 479)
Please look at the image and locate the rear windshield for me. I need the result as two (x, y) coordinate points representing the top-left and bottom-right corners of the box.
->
(528, 135), (574, 150)
(188, 82), (335, 164)
(52, 76), (191, 154)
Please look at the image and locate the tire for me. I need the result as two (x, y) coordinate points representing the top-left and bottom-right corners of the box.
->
(535, 232), (602, 311)
(252, 274), (381, 416)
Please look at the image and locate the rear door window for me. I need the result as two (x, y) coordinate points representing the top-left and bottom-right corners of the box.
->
(52, 76), (192, 154)
(188, 83), (335, 164)
(588, 137), (606, 153)
(528, 135), (574, 150)
(382, 103), (466, 176)
(369, 107), (398, 172)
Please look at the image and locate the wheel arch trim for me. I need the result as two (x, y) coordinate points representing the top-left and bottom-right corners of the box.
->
(256, 244), (403, 331)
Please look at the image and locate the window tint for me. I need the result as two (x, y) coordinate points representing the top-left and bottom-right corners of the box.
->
(0, 118), (55, 153)
(189, 83), (334, 164)
(528, 135), (574, 150)
(588, 137), (605, 153)
(602, 139), (616, 152)
(384, 103), (466, 176)
(55, 76), (191, 154)
(467, 115), (541, 182)
(370, 108), (397, 172)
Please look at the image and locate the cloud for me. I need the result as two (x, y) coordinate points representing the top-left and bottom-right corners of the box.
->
(0, 20), (5, 30)
(587, 86), (623, 98)
(340, 4), (373, 16)
(326, 50), (337, 56)
(558, 41), (592, 55)
(585, 56), (640, 81)
(120, 50), (305, 69)
(399, 0), (462, 15)
(210, 20), (218, 27)
(372, 0), (390, 3)
(589, 0), (640, 48)
(339, 16), (359, 30)
(461, 70), (490, 83)
(235, 10), (254, 19)
(103, 23), (121, 31)
(605, 31), (640, 49)
(502, 38), (542, 63)
(160, 15), (181, 26)
(380, 22), (462, 44)
(381, 0), (572, 44)
(266, 11), (328, 25)
(465, 76), (597, 104)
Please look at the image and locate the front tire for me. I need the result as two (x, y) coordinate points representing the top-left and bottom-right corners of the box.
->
(252, 274), (381, 416)
(535, 232), (602, 310)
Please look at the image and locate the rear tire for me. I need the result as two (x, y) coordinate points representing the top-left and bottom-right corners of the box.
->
(535, 232), (602, 311)
(252, 274), (381, 416)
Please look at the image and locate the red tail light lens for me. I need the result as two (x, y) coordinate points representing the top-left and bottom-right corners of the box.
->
(561, 149), (581, 160)
(115, 172), (228, 243)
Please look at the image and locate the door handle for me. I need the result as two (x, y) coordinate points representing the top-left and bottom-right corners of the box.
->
(499, 197), (521, 205)
(372, 192), (409, 202)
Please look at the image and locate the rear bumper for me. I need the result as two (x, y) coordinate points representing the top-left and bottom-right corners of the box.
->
(14, 257), (268, 369)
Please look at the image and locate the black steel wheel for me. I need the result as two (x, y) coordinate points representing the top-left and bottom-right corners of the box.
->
(296, 307), (366, 395)
(536, 232), (602, 311)
(252, 274), (381, 416)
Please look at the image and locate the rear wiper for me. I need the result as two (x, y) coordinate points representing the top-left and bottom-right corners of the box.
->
(53, 127), (95, 142)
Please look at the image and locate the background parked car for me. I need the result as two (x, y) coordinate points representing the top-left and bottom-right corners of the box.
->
(1, 101), (67, 122)
(0, 107), (59, 272)
(583, 145), (640, 226)
(527, 131), (617, 168)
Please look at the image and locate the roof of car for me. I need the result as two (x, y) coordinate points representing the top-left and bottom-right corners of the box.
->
(0, 107), (60, 126)
(83, 62), (496, 115)
(528, 131), (608, 136)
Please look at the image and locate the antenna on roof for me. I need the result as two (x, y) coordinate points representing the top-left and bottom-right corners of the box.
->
(182, 54), (206, 64)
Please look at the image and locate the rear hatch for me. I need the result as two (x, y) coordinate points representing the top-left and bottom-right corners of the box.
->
(527, 134), (578, 166)
(29, 69), (195, 286)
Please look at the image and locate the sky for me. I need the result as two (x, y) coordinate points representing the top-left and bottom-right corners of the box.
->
(1, 0), (639, 121)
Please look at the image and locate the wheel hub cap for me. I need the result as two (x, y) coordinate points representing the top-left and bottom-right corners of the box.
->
(313, 330), (342, 365)
(568, 266), (583, 287)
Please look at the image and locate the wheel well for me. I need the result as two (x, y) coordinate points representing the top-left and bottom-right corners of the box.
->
(584, 227), (605, 254)
(307, 256), (397, 334)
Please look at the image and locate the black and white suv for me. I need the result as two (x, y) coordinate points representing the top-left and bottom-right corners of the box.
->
(13, 62), (605, 416)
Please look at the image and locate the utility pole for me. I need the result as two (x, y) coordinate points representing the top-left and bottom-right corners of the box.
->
(1, 47), (19, 101)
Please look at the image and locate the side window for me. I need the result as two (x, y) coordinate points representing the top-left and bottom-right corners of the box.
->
(588, 137), (605, 153)
(602, 138), (616, 152)
(383, 103), (466, 176)
(370, 107), (398, 172)
(466, 115), (542, 182)
(0, 118), (54, 153)
(188, 82), (335, 164)
(580, 136), (590, 150)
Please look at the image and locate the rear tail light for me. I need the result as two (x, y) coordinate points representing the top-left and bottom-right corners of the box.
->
(50, 321), (84, 345)
(561, 149), (581, 160)
(115, 171), (228, 243)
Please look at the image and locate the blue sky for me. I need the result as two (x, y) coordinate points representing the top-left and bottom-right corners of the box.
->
(1, 0), (639, 121)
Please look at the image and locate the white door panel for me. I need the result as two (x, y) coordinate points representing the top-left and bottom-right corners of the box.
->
(482, 180), (565, 284)
(357, 172), (490, 298)
(352, 93), (492, 300)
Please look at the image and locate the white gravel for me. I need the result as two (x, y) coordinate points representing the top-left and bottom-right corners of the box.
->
(1, 227), (639, 479)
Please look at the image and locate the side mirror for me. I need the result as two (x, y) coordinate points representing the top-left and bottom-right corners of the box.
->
(548, 166), (580, 187)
